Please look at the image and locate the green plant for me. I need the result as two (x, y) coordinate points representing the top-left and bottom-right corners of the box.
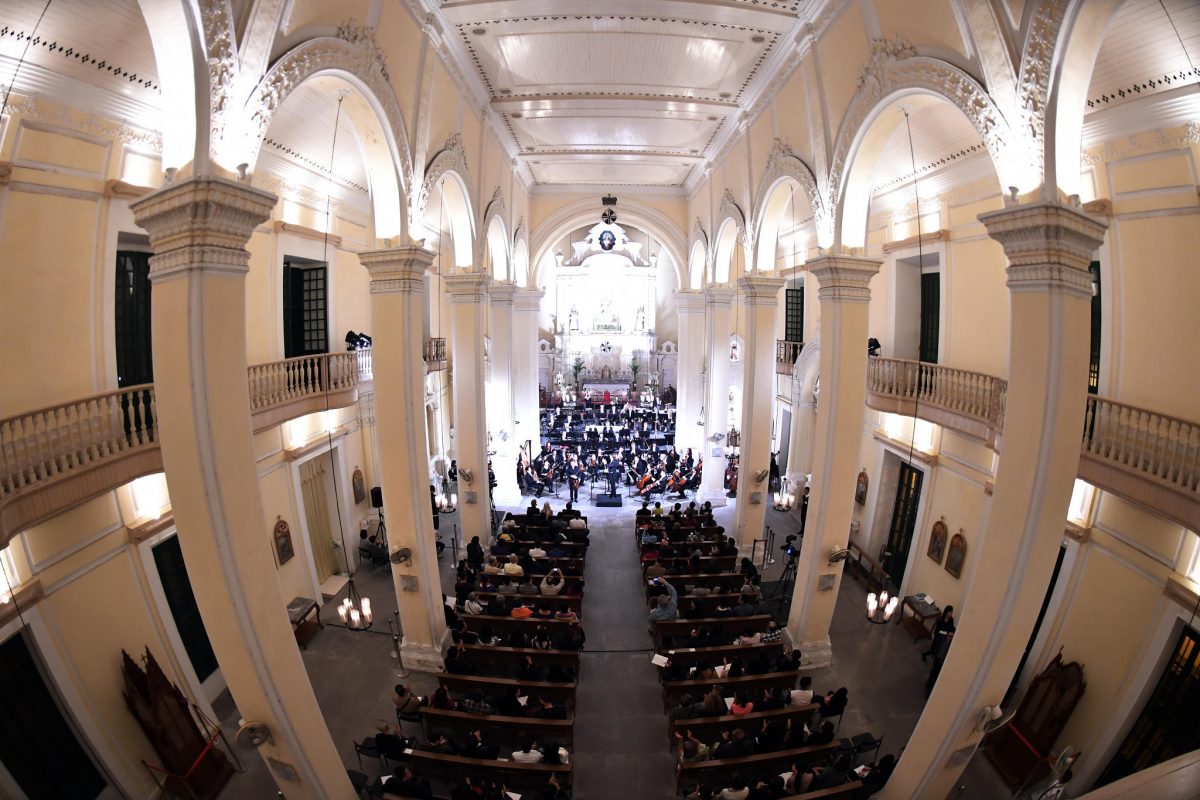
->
(571, 357), (585, 387)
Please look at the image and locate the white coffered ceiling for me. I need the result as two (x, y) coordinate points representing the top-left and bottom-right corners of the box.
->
(438, 0), (813, 191)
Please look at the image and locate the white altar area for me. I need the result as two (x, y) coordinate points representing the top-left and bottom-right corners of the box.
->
(554, 216), (658, 397)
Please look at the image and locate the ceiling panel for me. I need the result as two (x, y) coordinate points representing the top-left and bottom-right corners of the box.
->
(869, 98), (984, 196)
(512, 109), (717, 152)
(263, 78), (371, 196)
(528, 157), (694, 186)
(1086, 0), (1200, 114)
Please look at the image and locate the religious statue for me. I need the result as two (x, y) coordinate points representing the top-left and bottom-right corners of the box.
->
(568, 305), (580, 332)
(594, 297), (620, 331)
(634, 305), (646, 332)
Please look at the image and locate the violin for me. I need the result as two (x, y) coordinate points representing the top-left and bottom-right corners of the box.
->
(666, 470), (683, 492)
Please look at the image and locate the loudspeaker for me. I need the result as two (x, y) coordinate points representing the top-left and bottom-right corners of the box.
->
(371, 487), (384, 509)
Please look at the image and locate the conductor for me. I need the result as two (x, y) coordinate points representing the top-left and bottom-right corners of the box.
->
(606, 455), (621, 496)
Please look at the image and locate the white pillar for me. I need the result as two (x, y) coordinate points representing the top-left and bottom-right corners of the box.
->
(784, 337), (819, 526)
(443, 272), (493, 542)
(132, 177), (352, 798)
(674, 290), (706, 457)
(697, 285), (735, 507)
(884, 203), (1107, 799)
(358, 246), (450, 672)
(785, 255), (881, 668)
(514, 288), (544, 456)
(733, 275), (785, 548)
(487, 281), (521, 505)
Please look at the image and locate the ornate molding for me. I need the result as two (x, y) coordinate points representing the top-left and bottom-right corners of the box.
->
(703, 285), (736, 306)
(244, 37), (412, 192)
(414, 133), (471, 233)
(738, 275), (786, 305)
(442, 270), (491, 303)
(131, 177), (278, 281)
(719, 188), (748, 243)
(977, 202), (1109, 298)
(807, 255), (882, 304)
(336, 19), (390, 81)
(478, 186), (508, 269)
(104, 179), (153, 199)
(1018, 0), (1069, 154)
(201, 0), (238, 146)
(359, 246), (436, 295)
(828, 46), (1017, 224)
(1081, 122), (1200, 168)
(753, 138), (827, 245)
(271, 220), (343, 248)
(488, 280), (518, 303)
(4, 93), (161, 153)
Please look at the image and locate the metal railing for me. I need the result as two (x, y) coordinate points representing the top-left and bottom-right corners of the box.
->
(246, 352), (360, 412)
(1083, 395), (1199, 497)
(1, 384), (156, 500)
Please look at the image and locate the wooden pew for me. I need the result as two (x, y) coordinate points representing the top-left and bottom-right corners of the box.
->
(668, 702), (818, 746)
(653, 614), (772, 647)
(475, 592), (583, 614)
(437, 674), (577, 707)
(781, 783), (864, 799)
(405, 750), (571, 790)
(657, 641), (784, 668)
(420, 707), (574, 746)
(649, 572), (743, 590)
(460, 613), (581, 637)
(675, 742), (839, 791)
(643, 555), (737, 573)
(513, 540), (589, 555)
(461, 644), (581, 671)
(652, 593), (764, 615)
(661, 670), (799, 705)
(520, 573), (585, 592)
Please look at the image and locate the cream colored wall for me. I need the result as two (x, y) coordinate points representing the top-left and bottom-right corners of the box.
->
(869, 0), (970, 63)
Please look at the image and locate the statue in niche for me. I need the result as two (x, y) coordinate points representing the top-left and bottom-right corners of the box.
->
(635, 305), (646, 332)
(594, 297), (620, 332)
(568, 305), (580, 332)
(729, 340), (740, 362)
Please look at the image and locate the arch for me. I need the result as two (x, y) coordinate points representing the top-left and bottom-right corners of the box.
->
(712, 218), (740, 285)
(417, 133), (475, 248)
(239, 36), (413, 238)
(512, 220), (530, 287)
(752, 141), (825, 266)
(480, 188), (509, 279)
(136, 0), (203, 170)
(530, 197), (687, 289)
(828, 38), (1028, 249)
(426, 169), (476, 268)
(790, 330), (821, 408)
(688, 218), (710, 290)
(1045, 0), (1123, 199)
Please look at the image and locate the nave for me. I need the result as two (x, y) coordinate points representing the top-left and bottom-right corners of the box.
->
(210, 497), (1013, 799)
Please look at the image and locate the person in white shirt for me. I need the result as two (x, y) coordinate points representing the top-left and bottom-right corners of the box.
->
(512, 735), (543, 763)
(568, 517), (586, 529)
(502, 555), (524, 576)
(529, 544), (547, 558)
(791, 675), (815, 705)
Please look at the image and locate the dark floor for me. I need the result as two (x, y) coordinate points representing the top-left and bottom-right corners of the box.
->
(215, 492), (1017, 799)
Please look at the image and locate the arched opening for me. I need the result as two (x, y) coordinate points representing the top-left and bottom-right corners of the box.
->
(754, 178), (817, 273)
(688, 240), (706, 290)
(486, 215), (510, 281)
(512, 239), (530, 287)
(421, 172), (475, 268)
(711, 219), (739, 285)
(135, 0), (200, 170)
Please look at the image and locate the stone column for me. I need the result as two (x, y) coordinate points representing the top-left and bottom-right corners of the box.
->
(444, 271), (492, 541)
(513, 288), (544, 457)
(884, 203), (1106, 799)
(733, 275), (785, 549)
(697, 285), (735, 507)
(131, 177), (350, 798)
(784, 336), (820, 526)
(673, 290), (706, 457)
(784, 255), (880, 668)
(487, 281), (522, 505)
(358, 246), (449, 672)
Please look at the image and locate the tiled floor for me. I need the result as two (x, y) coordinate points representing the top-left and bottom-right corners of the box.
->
(216, 491), (1018, 799)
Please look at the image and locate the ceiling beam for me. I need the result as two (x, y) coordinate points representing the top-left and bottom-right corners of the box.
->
(519, 150), (708, 161)
(440, 0), (801, 29)
(492, 93), (738, 111)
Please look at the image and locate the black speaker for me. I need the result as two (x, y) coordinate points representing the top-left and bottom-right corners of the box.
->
(371, 487), (384, 509)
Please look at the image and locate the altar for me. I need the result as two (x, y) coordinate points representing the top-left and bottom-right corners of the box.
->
(582, 383), (634, 403)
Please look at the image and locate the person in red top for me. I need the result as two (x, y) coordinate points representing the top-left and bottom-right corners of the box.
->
(511, 601), (534, 619)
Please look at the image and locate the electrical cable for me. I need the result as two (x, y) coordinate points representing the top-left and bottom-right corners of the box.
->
(902, 107), (925, 471)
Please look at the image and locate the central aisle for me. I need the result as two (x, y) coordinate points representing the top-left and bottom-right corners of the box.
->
(572, 504), (679, 799)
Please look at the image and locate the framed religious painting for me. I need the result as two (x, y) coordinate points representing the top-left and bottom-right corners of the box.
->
(273, 517), (294, 566)
(352, 467), (366, 505)
(945, 531), (967, 579)
(928, 519), (948, 564)
(855, 469), (869, 505)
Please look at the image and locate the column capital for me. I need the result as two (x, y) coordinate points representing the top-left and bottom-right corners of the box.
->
(978, 202), (1108, 298)
(488, 280), (519, 304)
(704, 285), (736, 306)
(514, 287), (545, 311)
(358, 245), (436, 294)
(807, 254), (882, 304)
(130, 176), (276, 282)
(737, 274), (786, 305)
(675, 289), (706, 314)
(442, 270), (492, 303)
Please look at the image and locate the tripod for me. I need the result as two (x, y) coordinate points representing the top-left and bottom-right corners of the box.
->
(772, 556), (798, 604)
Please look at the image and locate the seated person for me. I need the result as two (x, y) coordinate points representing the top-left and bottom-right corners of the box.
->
(512, 734), (544, 763)
(392, 684), (423, 715)
(673, 729), (711, 763)
(457, 689), (494, 715)
(790, 675), (815, 705)
(511, 600), (534, 618)
(516, 655), (543, 681)
(796, 753), (854, 793)
(379, 766), (433, 800)
(816, 686), (848, 718)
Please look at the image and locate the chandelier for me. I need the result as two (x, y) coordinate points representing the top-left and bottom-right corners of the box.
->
(866, 590), (898, 624)
(336, 580), (374, 630)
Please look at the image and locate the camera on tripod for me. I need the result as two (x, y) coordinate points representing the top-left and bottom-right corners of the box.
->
(781, 534), (800, 559)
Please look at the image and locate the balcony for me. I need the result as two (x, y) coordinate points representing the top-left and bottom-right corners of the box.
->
(776, 340), (803, 376)
(424, 338), (447, 372)
(866, 357), (1006, 447)
(0, 350), (371, 543)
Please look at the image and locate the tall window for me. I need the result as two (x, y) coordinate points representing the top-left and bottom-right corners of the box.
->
(114, 250), (153, 387)
(283, 258), (328, 358)
(919, 271), (939, 363)
(1088, 261), (1101, 394)
(784, 287), (804, 343)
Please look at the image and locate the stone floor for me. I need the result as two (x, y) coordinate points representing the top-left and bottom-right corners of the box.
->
(215, 490), (1020, 799)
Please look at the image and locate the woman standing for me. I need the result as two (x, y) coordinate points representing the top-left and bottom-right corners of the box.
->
(922, 605), (955, 661)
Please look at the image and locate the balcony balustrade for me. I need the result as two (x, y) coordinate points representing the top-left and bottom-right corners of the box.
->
(776, 340), (803, 376)
(424, 338), (448, 371)
(866, 357), (1007, 446)
(247, 352), (361, 433)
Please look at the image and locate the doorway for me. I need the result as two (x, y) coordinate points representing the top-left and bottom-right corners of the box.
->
(152, 535), (219, 687)
(299, 451), (345, 583)
(283, 256), (329, 358)
(1097, 625), (1200, 787)
(880, 462), (923, 588)
(0, 630), (112, 799)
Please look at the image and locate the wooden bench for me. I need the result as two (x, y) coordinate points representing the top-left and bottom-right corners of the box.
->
(475, 592), (583, 614)
(522, 573), (586, 592)
(643, 555), (737, 574)
(652, 572), (743, 589)
(437, 674), (577, 707)
(420, 707), (574, 746)
(650, 592), (762, 613)
(638, 539), (724, 554)
(405, 750), (571, 789)
(513, 540), (589, 554)
(653, 614), (772, 647)
(668, 702), (818, 746)
(462, 644), (581, 670)
(460, 614), (581, 636)
(675, 742), (839, 791)
(658, 641), (784, 667)
(662, 670), (799, 706)
(779, 783), (864, 799)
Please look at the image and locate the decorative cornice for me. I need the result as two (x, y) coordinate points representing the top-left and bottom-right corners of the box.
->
(881, 229), (950, 254)
(414, 132), (470, 232)
(104, 179), (153, 199)
(442, 270), (492, 303)
(488, 280), (518, 303)
(0, 580), (44, 627)
(1164, 572), (1199, 613)
(336, 19), (390, 81)
(704, 285), (736, 305)
(272, 220), (343, 248)
(130, 177), (277, 282)
(1063, 521), (1091, 544)
(1081, 122), (1200, 168)
(359, 246), (436, 294)
(977, 202), (1109, 298)
(514, 287), (544, 312)
(738, 274), (786, 305)
(4, 92), (161, 153)
(807, 254), (882, 303)
(753, 138), (826, 238)
(129, 514), (176, 543)
(675, 289), (707, 314)
(1081, 198), (1111, 218)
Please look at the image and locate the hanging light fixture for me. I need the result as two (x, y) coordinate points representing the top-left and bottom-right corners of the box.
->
(866, 590), (899, 624)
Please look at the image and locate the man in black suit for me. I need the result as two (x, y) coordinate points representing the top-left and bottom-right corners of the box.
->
(606, 455), (621, 496)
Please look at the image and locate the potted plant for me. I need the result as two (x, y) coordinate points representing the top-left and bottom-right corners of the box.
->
(629, 357), (641, 390)
(571, 357), (585, 393)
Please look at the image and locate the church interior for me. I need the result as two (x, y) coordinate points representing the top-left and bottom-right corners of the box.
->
(0, 0), (1199, 798)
